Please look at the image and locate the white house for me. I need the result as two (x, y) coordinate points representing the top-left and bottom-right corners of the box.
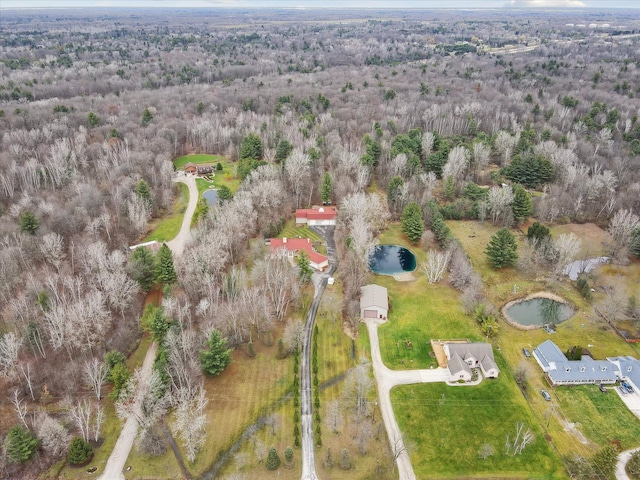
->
(295, 206), (337, 226)
(360, 284), (388, 320)
(445, 342), (500, 381)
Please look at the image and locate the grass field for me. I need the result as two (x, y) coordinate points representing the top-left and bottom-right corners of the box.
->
(173, 153), (225, 169)
(391, 360), (566, 479)
(143, 183), (189, 243)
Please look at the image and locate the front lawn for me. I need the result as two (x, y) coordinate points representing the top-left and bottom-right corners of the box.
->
(391, 359), (565, 479)
(174, 154), (240, 193)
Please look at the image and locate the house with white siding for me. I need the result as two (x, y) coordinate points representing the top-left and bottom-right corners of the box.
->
(295, 206), (337, 226)
(269, 237), (329, 271)
(444, 342), (500, 381)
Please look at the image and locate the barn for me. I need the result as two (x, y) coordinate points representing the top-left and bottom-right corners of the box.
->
(360, 284), (388, 321)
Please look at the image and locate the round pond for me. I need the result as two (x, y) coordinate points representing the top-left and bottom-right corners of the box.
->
(202, 189), (218, 206)
(369, 245), (416, 275)
(505, 297), (574, 327)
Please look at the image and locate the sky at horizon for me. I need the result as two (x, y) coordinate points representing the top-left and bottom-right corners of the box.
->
(2, 0), (640, 9)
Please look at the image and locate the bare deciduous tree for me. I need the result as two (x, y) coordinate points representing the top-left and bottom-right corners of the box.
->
(84, 358), (108, 400)
(35, 412), (71, 457)
(422, 249), (451, 284)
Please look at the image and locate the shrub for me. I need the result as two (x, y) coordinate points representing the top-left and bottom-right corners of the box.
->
(68, 437), (93, 466)
(266, 446), (281, 470)
(4, 425), (39, 463)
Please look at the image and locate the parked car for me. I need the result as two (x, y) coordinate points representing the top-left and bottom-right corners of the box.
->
(598, 384), (607, 393)
(619, 386), (628, 396)
(622, 381), (634, 393)
(522, 348), (531, 358)
(541, 389), (552, 401)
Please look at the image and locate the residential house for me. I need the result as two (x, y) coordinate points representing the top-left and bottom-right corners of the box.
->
(360, 284), (388, 320)
(295, 206), (337, 226)
(533, 339), (618, 386)
(448, 352), (473, 382)
(608, 356), (640, 391)
(184, 162), (197, 174)
(197, 165), (213, 175)
(269, 237), (329, 271)
(445, 342), (500, 380)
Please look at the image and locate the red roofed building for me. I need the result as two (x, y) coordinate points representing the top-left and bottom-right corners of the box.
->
(269, 237), (329, 271)
(295, 206), (337, 226)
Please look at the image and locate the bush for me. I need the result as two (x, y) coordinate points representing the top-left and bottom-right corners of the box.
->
(627, 449), (640, 479)
(68, 437), (93, 466)
(576, 277), (592, 301)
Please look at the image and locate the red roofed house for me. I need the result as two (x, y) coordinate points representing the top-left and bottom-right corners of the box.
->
(295, 206), (337, 226)
(269, 237), (329, 271)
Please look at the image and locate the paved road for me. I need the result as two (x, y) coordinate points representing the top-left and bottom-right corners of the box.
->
(99, 174), (196, 480)
(365, 318), (449, 480)
(299, 226), (336, 480)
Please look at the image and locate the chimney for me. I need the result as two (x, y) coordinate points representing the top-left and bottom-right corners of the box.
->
(283, 237), (287, 244)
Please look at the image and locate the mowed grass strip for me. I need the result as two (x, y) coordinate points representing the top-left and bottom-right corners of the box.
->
(144, 182), (189, 243)
(186, 335), (293, 477)
(173, 153), (225, 169)
(391, 359), (565, 479)
(279, 220), (323, 243)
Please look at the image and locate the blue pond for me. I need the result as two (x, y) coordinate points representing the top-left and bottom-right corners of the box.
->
(202, 189), (218, 206)
(369, 245), (417, 275)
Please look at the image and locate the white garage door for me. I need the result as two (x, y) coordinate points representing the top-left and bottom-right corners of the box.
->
(363, 309), (378, 319)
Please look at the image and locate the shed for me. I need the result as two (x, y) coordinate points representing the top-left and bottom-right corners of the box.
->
(360, 284), (388, 320)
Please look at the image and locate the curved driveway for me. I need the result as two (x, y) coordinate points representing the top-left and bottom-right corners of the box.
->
(99, 173), (196, 480)
(365, 318), (449, 480)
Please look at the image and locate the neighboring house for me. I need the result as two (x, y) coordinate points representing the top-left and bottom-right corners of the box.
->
(360, 284), (388, 320)
(533, 340), (618, 386)
(197, 165), (213, 175)
(296, 206), (337, 226)
(269, 237), (329, 271)
(184, 162), (197, 174)
(445, 342), (500, 380)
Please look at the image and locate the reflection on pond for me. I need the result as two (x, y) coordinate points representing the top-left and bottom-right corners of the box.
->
(368, 245), (417, 275)
(505, 297), (574, 327)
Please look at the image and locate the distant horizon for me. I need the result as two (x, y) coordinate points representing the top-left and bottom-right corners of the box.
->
(2, 0), (640, 10)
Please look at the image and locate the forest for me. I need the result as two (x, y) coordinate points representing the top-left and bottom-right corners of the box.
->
(1, 6), (640, 480)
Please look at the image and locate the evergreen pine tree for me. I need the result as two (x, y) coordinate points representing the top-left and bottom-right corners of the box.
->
(274, 139), (294, 163)
(240, 132), (263, 160)
(296, 251), (313, 283)
(512, 185), (533, 222)
(155, 243), (177, 286)
(68, 437), (93, 465)
(135, 179), (153, 210)
(200, 329), (232, 376)
(19, 210), (40, 235)
(266, 446), (281, 470)
(285, 447), (294, 466)
(630, 226), (640, 257)
(320, 172), (332, 204)
(485, 228), (518, 268)
(141, 107), (153, 126)
(128, 246), (156, 292)
(4, 425), (39, 463)
(444, 176), (455, 201)
(87, 111), (100, 127)
(401, 202), (425, 244)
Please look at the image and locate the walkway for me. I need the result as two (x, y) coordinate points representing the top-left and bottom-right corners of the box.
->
(615, 387), (640, 480)
(300, 226), (336, 480)
(365, 318), (450, 480)
(99, 173), (196, 480)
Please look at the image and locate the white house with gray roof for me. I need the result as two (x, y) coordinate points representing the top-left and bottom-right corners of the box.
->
(360, 284), (388, 320)
(444, 342), (500, 381)
(532, 340), (640, 387)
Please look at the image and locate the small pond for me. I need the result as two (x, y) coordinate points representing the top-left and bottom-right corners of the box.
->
(505, 297), (574, 327)
(369, 245), (417, 275)
(202, 189), (218, 206)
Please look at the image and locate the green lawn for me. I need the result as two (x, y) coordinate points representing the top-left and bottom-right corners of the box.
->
(174, 154), (241, 193)
(144, 183), (189, 243)
(391, 356), (566, 479)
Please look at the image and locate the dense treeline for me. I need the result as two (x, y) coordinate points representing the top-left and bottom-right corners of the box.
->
(1, 7), (640, 478)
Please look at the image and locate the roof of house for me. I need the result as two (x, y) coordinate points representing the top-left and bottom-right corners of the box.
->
(296, 206), (337, 220)
(480, 355), (499, 372)
(360, 284), (388, 311)
(533, 340), (619, 384)
(269, 237), (328, 266)
(448, 352), (472, 376)
(607, 356), (640, 389)
(447, 343), (496, 364)
(184, 162), (197, 169)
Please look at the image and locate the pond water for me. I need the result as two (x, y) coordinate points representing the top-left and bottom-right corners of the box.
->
(202, 189), (218, 206)
(505, 298), (574, 327)
(369, 245), (417, 275)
